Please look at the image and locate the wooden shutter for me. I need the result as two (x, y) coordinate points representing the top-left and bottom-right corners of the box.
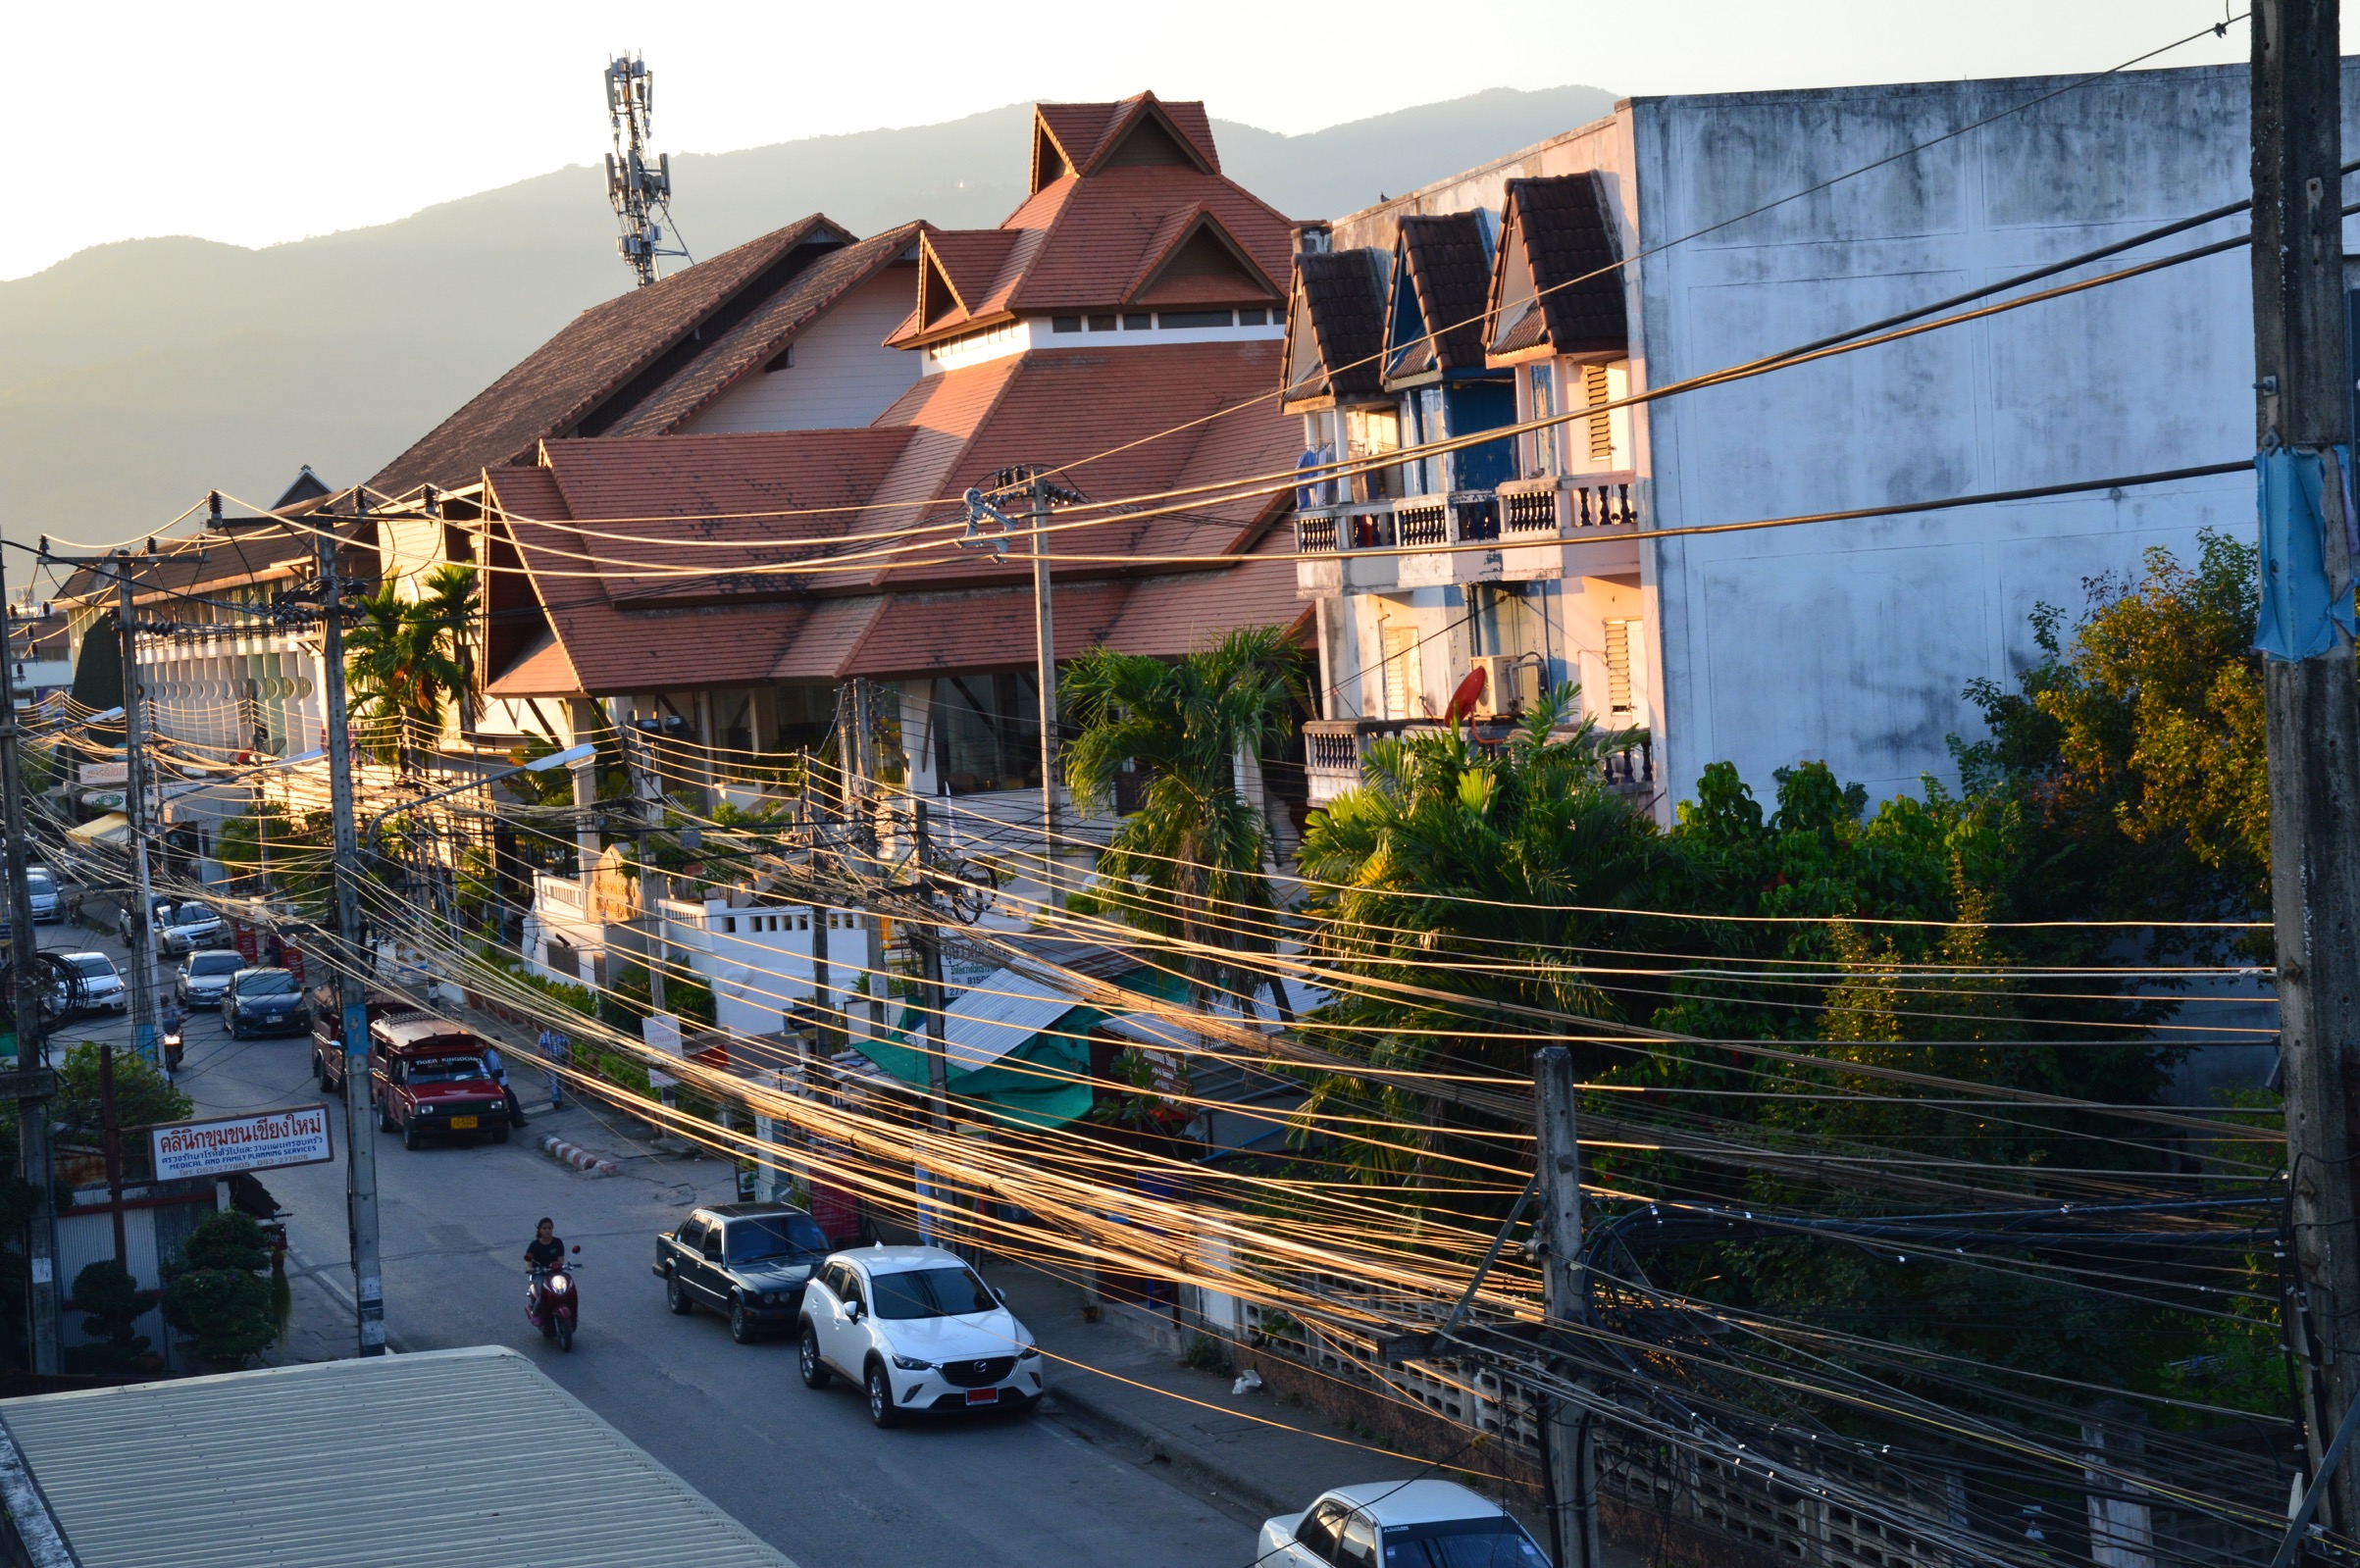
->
(1603, 619), (1633, 715)
(1583, 362), (1614, 463)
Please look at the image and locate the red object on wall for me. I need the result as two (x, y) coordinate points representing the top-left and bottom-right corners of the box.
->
(232, 924), (259, 965)
(1444, 666), (1487, 725)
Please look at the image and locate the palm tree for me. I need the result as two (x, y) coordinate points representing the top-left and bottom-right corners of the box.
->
(342, 564), (478, 771)
(1059, 626), (1306, 1014)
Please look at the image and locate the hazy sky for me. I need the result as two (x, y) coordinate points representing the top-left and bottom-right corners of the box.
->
(22, 0), (2252, 281)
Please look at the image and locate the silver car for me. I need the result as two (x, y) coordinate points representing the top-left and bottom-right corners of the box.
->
(177, 948), (244, 1008)
(21, 870), (58, 924)
(55, 952), (126, 1015)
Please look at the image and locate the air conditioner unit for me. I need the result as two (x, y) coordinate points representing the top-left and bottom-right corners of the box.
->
(1470, 655), (1540, 719)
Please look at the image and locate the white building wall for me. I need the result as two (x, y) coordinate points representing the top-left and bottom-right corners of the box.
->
(682, 270), (922, 434)
(1627, 63), (2323, 805)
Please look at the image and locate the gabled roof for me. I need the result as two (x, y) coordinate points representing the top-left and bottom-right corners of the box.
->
(1483, 174), (1627, 365)
(1031, 94), (1221, 193)
(1383, 213), (1495, 387)
(368, 215), (854, 498)
(1280, 248), (1391, 410)
(601, 226), (921, 438)
(888, 95), (1291, 349)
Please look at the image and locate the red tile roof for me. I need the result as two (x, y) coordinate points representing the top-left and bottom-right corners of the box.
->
(368, 215), (853, 498)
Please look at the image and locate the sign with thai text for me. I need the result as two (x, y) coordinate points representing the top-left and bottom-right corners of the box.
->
(149, 1104), (334, 1181)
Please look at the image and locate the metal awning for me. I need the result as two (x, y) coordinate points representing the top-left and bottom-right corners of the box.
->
(0, 1345), (798, 1567)
(63, 813), (128, 847)
(940, 967), (1087, 1071)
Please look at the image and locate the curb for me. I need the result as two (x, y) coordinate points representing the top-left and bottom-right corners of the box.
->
(539, 1135), (616, 1177)
(1044, 1369), (1297, 1522)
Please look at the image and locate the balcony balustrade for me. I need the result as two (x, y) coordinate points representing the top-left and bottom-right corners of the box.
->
(1303, 718), (1656, 807)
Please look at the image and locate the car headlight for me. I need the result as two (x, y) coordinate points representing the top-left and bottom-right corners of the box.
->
(890, 1353), (932, 1372)
(1017, 1343), (1040, 1360)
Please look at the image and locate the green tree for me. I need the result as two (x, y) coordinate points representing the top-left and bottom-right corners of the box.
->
(57, 1042), (191, 1182)
(1060, 627), (1306, 1010)
(343, 564), (479, 770)
(67, 1259), (157, 1373)
(1956, 530), (2268, 925)
(163, 1212), (278, 1370)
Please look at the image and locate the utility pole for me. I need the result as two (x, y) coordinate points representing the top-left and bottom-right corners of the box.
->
(0, 558), (60, 1369)
(1533, 1046), (1598, 1568)
(316, 508), (385, 1356)
(2252, 0), (2360, 1530)
(1028, 476), (1059, 900)
(910, 801), (953, 1248)
(114, 561), (163, 1068)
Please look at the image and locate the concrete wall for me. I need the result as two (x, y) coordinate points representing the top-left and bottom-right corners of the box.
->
(682, 268), (923, 434)
(1629, 62), (2344, 804)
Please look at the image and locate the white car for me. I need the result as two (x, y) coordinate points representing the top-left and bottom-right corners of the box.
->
(56, 952), (127, 1015)
(157, 902), (224, 956)
(795, 1244), (1042, 1426)
(1259, 1481), (1553, 1568)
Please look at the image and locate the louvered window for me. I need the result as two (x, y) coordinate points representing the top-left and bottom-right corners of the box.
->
(1583, 362), (1614, 463)
(1604, 620), (1634, 715)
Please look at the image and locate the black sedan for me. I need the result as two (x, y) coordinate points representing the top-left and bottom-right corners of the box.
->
(654, 1202), (832, 1344)
(224, 967), (313, 1038)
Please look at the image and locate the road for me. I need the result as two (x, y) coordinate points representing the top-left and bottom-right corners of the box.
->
(48, 923), (1254, 1568)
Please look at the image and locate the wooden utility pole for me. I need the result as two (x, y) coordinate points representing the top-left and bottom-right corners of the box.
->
(0, 550), (62, 1373)
(316, 511), (386, 1355)
(1533, 1046), (1598, 1568)
(2252, 0), (2360, 1530)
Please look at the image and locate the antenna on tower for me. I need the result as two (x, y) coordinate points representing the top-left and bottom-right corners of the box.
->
(603, 54), (691, 288)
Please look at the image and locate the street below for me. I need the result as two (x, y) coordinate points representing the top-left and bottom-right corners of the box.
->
(52, 923), (1254, 1568)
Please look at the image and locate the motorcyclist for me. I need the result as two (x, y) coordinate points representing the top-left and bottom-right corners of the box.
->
(159, 998), (185, 1072)
(525, 1217), (565, 1272)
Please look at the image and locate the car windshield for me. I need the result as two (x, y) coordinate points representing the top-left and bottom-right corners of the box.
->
(72, 956), (117, 981)
(868, 1265), (998, 1320)
(410, 1056), (485, 1083)
(171, 904), (213, 926)
(238, 971), (297, 996)
(1384, 1521), (1550, 1568)
(24, 872), (52, 892)
(724, 1213), (830, 1264)
(189, 953), (241, 976)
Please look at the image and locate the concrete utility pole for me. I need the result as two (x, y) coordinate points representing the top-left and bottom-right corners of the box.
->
(2252, 0), (2360, 1529)
(1533, 1046), (1598, 1568)
(316, 511), (385, 1356)
(0, 561), (60, 1368)
(910, 801), (953, 1248)
(1028, 477), (1058, 895)
(114, 562), (163, 1068)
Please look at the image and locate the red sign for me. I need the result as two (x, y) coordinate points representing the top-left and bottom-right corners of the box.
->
(232, 923), (258, 965)
(281, 943), (305, 986)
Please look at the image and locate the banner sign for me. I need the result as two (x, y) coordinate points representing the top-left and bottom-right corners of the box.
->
(149, 1104), (334, 1181)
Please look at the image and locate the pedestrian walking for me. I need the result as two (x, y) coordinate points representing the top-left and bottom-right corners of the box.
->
(482, 1042), (528, 1128)
(536, 1024), (571, 1110)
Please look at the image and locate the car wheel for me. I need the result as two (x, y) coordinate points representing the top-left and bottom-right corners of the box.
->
(378, 1100), (397, 1134)
(798, 1325), (831, 1389)
(401, 1120), (421, 1151)
(666, 1273), (693, 1316)
(730, 1297), (758, 1343)
(865, 1360), (901, 1428)
(491, 1124), (509, 1145)
(226, 1014), (243, 1040)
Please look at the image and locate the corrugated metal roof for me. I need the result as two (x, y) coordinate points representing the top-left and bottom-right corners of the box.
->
(0, 1346), (797, 1568)
(942, 967), (1085, 1071)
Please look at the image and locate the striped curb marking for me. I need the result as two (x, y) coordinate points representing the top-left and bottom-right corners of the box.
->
(539, 1136), (616, 1177)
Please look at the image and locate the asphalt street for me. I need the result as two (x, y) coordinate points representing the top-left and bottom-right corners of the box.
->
(49, 923), (1256, 1568)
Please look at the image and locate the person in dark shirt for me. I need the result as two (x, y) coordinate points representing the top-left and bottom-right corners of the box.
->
(524, 1217), (565, 1271)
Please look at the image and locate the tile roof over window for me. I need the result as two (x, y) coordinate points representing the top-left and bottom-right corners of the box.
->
(886, 95), (1290, 347)
(1383, 213), (1496, 386)
(367, 215), (854, 499)
(1280, 248), (1392, 411)
(1484, 174), (1628, 364)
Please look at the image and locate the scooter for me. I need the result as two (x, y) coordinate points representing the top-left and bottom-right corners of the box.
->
(162, 1029), (183, 1074)
(526, 1247), (583, 1351)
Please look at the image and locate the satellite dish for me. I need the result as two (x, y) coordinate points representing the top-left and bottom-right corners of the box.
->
(1445, 666), (1487, 726)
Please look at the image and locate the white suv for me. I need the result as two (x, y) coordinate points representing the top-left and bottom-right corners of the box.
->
(796, 1245), (1043, 1426)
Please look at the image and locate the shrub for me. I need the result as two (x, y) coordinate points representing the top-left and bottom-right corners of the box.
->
(67, 1260), (156, 1372)
(165, 1212), (278, 1370)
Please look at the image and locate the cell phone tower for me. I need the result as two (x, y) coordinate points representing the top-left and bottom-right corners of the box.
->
(604, 54), (690, 288)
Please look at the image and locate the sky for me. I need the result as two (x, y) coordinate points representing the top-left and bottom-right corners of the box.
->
(20, 0), (2255, 281)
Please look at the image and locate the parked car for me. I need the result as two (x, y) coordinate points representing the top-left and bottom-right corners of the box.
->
(176, 948), (245, 1008)
(223, 967), (311, 1038)
(795, 1244), (1041, 1426)
(157, 902), (224, 956)
(53, 952), (126, 1015)
(1258, 1482), (1552, 1568)
(356, 1015), (510, 1150)
(21, 869), (58, 924)
(654, 1202), (833, 1344)
(118, 894), (173, 947)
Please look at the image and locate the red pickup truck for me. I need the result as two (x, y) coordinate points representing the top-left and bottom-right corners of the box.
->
(354, 1016), (512, 1150)
(311, 997), (431, 1092)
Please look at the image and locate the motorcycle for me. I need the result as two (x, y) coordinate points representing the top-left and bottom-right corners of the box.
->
(162, 1029), (184, 1074)
(526, 1246), (583, 1351)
